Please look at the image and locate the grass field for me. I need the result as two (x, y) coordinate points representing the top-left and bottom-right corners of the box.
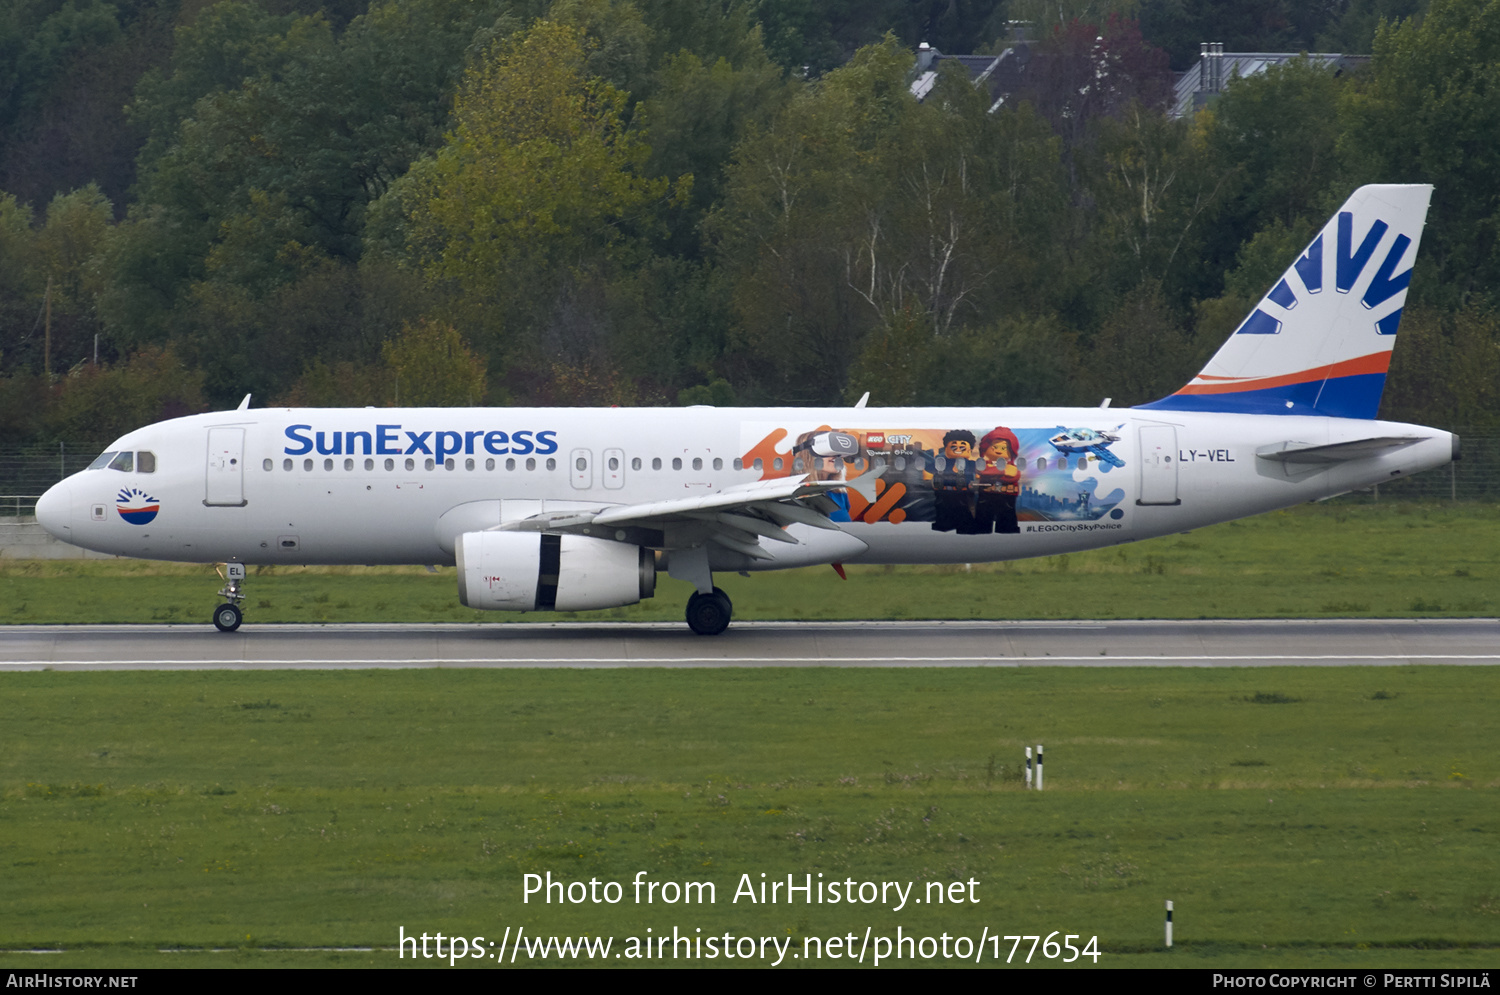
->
(1, 501), (1497, 625)
(2, 500), (1496, 969)
(1, 666), (1497, 969)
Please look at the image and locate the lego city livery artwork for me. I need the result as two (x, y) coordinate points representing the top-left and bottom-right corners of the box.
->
(740, 424), (1129, 533)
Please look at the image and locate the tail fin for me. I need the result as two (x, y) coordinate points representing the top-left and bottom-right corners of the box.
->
(1141, 184), (1432, 419)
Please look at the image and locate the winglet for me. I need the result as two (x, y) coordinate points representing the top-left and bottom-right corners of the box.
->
(237, 393), (252, 411)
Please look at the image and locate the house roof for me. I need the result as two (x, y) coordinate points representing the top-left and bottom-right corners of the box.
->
(1171, 52), (1370, 117)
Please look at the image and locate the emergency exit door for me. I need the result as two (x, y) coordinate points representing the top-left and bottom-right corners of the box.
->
(1136, 425), (1181, 506)
(205, 427), (247, 506)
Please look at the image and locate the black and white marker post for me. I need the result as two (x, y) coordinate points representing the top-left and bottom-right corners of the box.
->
(1165, 900), (1174, 948)
(1036, 744), (1044, 791)
(1025, 747), (1033, 788)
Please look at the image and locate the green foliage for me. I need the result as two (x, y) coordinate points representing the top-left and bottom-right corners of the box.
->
(0, 0), (123, 129)
(1339, 0), (1500, 308)
(711, 40), (1074, 402)
(0, 191), (40, 340)
(277, 358), (389, 407)
(33, 184), (113, 338)
(381, 318), (488, 406)
(42, 345), (206, 442)
(2, 0), (1499, 432)
(636, 42), (791, 246)
(1384, 304), (1500, 428)
(677, 376), (735, 406)
(402, 16), (678, 342)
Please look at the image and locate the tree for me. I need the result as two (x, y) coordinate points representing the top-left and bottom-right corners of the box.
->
(1383, 304), (1500, 428)
(1338, 0), (1500, 308)
(393, 19), (679, 355)
(43, 345), (206, 442)
(1023, 15), (1174, 154)
(382, 319), (487, 406)
(0, 191), (40, 365)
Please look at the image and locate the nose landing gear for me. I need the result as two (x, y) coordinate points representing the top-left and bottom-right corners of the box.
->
(213, 562), (246, 632)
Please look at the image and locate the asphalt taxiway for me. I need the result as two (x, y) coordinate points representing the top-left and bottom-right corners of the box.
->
(0, 618), (1494, 670)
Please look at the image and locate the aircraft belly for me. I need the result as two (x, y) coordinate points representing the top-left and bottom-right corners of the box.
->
(845, 520), (1133, 564)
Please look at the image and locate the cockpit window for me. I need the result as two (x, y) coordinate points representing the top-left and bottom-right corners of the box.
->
(107, 451), (134, 473)
(88, 451), (117, 470)
(137, 451), (156, 473)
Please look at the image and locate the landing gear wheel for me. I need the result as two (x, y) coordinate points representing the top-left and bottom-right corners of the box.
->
(213, 602), (243, 633)
(685, 587), (733, 636)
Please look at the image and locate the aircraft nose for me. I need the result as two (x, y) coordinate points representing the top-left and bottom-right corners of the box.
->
(35, 481), (72, 539)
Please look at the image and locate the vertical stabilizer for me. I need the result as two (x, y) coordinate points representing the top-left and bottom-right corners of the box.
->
(1141, 184), (1432, 419)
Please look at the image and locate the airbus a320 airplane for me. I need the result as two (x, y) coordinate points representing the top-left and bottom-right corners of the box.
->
(37, 185), (1456, 635)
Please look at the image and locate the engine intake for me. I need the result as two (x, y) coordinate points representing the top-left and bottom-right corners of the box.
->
(456, 531), (655, 612)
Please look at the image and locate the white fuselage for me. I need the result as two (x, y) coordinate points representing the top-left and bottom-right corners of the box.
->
(37, 405), (1455, 569)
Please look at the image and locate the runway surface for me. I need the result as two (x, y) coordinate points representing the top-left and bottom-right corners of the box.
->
(0, 618), (1495, 670)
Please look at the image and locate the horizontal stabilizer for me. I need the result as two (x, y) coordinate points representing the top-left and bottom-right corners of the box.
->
(1255, 436), (1424, 464)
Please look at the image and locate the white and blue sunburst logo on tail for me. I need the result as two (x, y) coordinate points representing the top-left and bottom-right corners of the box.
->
(1142, 184), (1432, 419)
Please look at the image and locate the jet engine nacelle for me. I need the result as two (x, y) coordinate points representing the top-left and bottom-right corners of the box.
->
(455, 531), (655, 612)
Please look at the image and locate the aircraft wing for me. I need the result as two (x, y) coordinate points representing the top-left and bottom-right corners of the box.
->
(495, 466), (882, 562)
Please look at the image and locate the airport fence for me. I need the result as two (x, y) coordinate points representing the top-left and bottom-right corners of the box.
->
(0, 431), (1496, 519)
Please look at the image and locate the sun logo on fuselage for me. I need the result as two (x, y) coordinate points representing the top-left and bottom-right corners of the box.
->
(116, 487), (159, 525)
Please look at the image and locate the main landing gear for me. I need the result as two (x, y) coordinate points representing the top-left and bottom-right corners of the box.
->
(213, 562), (246, 632)
(685, 587), (733, 636)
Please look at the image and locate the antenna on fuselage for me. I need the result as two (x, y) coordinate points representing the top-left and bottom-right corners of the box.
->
(237, 394), (252, 411)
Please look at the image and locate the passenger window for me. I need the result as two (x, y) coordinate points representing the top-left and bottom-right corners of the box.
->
(526, 457), (536, 471)
(793, 457), (804, 472)
(108, 452), (134, 472)
(365, 458), (374, 471)
(772, 457), (783, 470)
(88, 451), (116, 470)
(424, 458), (435, 471)
(545, 458), (556, 470)
(344, 458), (354, 471)
(324, 458), (334, 471)
(405, 458), (415, 471)
(137, 451), (156, 473)
(753, 458), (763, 471)
(608, 456), (619, 471)
(733, 458), (743, 470)
(444, 458), (455, 470)
(303, 458), (314, 471)
(384, 458), (395, 471)
(284, 458), (293, 471)
(263, 458), (273, 472)
(631, 457), (641, 471)
(672, 458), (682, 470)
(485, 458), (495, 470)
(652, 457), (662, 470)
(465, 458), (475, 471)
(506, 458), (516, 471)
(692, 457), (703, 471)
(713, 457), (723, 470)
(576, 456), (587, 471)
